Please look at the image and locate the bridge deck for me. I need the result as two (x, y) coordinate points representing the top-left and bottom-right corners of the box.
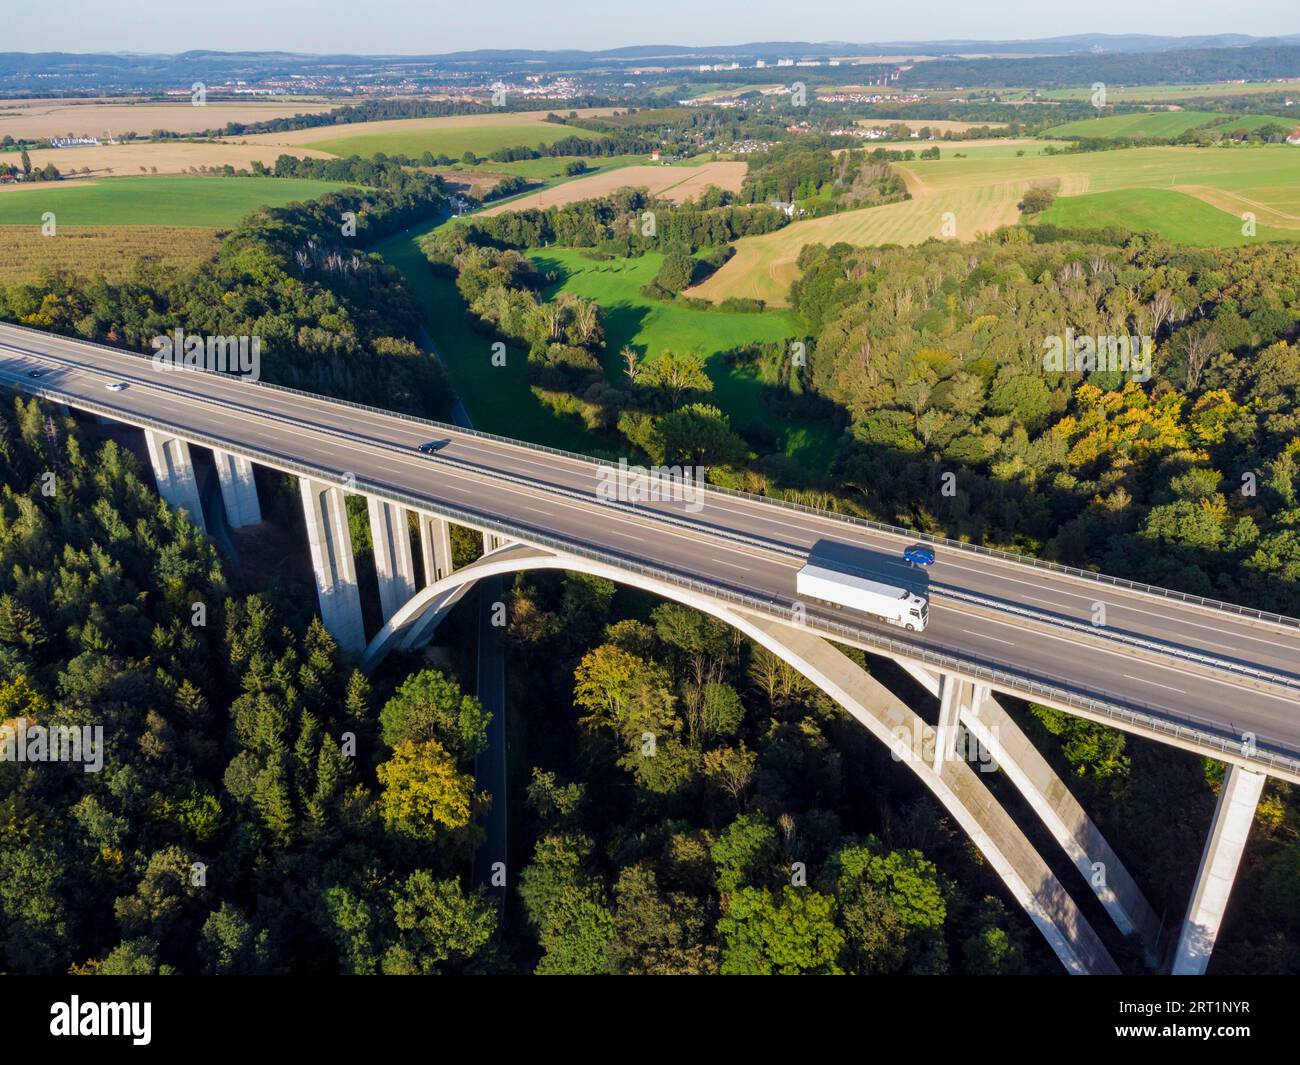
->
(3, 321), (1299, 777)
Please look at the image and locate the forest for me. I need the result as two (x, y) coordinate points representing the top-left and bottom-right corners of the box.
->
(790, 232), (1300, 614)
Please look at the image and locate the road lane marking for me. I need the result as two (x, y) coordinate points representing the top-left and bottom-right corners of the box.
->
(964, 629), (1015, 646)
(1122, 674), (1187, 695)
(711, 558), (749, 572)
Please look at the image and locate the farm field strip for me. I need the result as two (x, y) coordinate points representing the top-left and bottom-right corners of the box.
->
(0, 175), (352, 226)
(0, 225), (222, 284)
(224, 108), (622, 150)
(302, 122), (610, 161)
(477, 161), (748, 215)
(6, 140), (337, 179)
(0, 99), (338, 139)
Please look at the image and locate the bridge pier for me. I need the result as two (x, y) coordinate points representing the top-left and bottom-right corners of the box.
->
(212, 448), (261, 527)
(418, 513), (455, 583)
(904, 662), (1162, 961)
(1172, 765), (1266, 975)
(483, 531), (511, 553)
(932, 674), (986, 770)
(367, 498), (417, 622)
(143, 429), (205, 532)
(299, 478), (365, 654)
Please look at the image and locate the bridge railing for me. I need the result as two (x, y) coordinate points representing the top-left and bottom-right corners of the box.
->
(6, 319), (1297, 631)
(12, 370), (1300, 779)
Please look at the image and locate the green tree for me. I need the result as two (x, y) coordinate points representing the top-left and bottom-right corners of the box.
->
(717, 886), (844, 975)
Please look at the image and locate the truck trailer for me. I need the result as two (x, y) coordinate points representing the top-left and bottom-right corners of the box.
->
(795, 562), (929, 632)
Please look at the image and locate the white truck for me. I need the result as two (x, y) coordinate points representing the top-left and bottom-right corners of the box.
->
(796, 562), (929, 632)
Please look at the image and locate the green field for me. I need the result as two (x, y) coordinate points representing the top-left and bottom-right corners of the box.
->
(1044, 82), (1298, 103)
(1039, 187), (1297, 245)
(1044, 110), (1231, 139)
(0, 176), (350, 227)
(529, 249), (839, 474)
(307, 124), (609, 161)
(379, 223), (606, 452)
(1209, 114), (1295, 133)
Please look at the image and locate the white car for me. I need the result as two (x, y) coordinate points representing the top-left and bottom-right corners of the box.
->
(104, 382), (128, 392)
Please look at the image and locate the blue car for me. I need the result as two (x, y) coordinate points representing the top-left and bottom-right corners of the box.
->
(903, 545), (936, 567)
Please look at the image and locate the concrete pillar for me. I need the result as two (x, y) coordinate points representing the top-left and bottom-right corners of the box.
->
(144, 429), (205, 532)
(418, 513), (454, 584)
(1172, 765), (1266, 975)
(933, 673), (975, 770)
(212, 449), (261, 527)
(367, 497), (417, 622)
(299, 478), (365, 654)
(935, 676), (967, 764)
(483, 531), (511, 554)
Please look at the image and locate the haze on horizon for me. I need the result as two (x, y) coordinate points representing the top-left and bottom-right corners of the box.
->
(5, 0), (1297, 57)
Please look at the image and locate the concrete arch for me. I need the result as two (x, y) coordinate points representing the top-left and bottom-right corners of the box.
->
(362, 542), (1119, 975)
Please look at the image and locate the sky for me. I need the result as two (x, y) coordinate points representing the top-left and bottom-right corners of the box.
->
(5, 0), (1296, 54)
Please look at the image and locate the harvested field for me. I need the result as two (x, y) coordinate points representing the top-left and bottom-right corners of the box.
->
(12, 140), (336, 179)
(685, 183), (1023, 306)
(226, 108), (622, 150)
(0, 98), (337, 140)
(0, 225), (221, 285)
(477, 161), (747, 215)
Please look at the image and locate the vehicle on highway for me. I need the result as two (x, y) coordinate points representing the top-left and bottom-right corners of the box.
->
(903, 544), (936, 567)
(416, 439), (449, 454)
(104, 382), (128, 391)
(796, 562), (929, 632)
(27, 369), (44, 378)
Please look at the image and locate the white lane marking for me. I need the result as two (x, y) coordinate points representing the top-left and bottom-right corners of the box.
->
(607, 530), (645, 542)
(964, 629), (1015, 647)
(520, 506), (552, 516)
(1122, 674), (1187, 695)
(712, 558), (749, 572)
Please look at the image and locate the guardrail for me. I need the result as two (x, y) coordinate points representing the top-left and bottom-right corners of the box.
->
(5, 318), (1294, 631)
(12, 369), (1300, 780)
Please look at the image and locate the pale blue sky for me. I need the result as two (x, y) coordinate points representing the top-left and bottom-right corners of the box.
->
(6, 0), (1296, 54)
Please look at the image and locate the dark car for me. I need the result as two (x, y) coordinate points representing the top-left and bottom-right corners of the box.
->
(903, 544), (936, 567)
(27, 369), (43, 378)
(417, 440), (449, 454)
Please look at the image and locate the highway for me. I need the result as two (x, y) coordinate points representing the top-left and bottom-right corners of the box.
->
(3, 321), (1300, 774)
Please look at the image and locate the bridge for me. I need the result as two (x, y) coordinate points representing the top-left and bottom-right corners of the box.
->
(3, 319), (1298, 976)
